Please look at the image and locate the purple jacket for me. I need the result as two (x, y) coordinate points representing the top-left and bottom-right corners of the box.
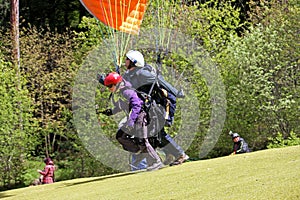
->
(112, 80), (143, 126)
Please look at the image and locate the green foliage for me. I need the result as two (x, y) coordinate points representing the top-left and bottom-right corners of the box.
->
(0, 54), (38, 189)
(219, 0), (300, 151)
(74, 17), (105, 55)
(267, 131), (300, 149)
(55, 152), (117, 182)
(162, 1), (244, 158)
(22, 160), (44, 186)
(19, 26), (79, 156)
(17, 23), (120, 185)
(20, 0), (85, 32)
(178, 0), (244, 55)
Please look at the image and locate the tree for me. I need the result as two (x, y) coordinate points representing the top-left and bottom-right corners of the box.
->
(221, 0), (299, 150)
(0, 55), (38, 189)
(19, 26), (78, 157)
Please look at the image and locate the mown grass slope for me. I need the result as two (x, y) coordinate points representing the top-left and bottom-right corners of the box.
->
(1, 146), (299, 200)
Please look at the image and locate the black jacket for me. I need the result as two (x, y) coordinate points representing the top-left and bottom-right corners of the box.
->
(122, 65), (179, 96)
(233, 137), (250, 154)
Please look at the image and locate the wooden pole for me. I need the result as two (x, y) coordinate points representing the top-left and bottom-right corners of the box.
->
(10, 0), (23, 129)
(10, 0), (20, 67)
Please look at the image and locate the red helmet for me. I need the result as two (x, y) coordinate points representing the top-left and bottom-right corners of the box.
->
(104, 72), (122, 87)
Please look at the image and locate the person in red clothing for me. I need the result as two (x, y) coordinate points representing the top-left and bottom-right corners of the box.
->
(37, 157), (55, 184)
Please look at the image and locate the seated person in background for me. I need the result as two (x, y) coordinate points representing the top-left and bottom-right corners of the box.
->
(229, 131), (250, 155)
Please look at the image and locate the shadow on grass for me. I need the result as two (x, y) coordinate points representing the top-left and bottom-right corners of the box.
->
(62, 169), (146, 187)
(0, 193), (15, 199)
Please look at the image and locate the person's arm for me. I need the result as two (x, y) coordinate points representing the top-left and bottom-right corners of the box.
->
(122, 89), (142, 126)
(235, 140), (244, 154)
(38, 166), (49, 176)
(230, 144), (236, 155)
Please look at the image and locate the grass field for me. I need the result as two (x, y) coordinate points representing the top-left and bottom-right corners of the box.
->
(0, 146), (299, 200)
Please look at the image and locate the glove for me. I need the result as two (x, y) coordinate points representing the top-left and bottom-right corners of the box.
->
(99, 108), (113, 116)
(97, 73), (105, 85)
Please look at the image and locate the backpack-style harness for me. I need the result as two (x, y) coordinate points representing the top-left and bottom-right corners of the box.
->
(132, 64), (178, 127)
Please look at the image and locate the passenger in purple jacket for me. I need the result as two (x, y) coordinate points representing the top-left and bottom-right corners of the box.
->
(101, 72), (163, 171)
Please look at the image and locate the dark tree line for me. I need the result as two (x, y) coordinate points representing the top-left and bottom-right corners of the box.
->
(1, 0), (88, 31)
(0, 0), (270, 32)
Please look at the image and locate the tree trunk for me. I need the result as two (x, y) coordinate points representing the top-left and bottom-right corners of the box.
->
(10, 0), (20, 70)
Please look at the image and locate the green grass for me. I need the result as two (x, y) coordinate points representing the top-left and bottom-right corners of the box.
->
(1, 146), (300, 200)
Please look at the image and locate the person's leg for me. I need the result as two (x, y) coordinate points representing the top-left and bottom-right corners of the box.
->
(138, 111), (162, 171)
(130, 153), (147, 171)
(158, 129), (189, 165)
(116, 129), (140, 153)
(159, 129), (183, 158)
(144, 138), (161, 164)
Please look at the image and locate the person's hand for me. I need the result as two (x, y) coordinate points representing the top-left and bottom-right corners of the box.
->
(37, 169), (42, 173)
(99, 108), (113, 116)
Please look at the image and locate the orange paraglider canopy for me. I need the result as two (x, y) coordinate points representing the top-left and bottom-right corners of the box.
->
(80, 0), (148, 34)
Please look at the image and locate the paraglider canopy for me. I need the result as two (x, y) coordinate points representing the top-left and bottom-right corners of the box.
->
(80, 0), (148, 34)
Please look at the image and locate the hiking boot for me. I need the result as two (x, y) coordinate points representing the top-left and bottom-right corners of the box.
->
(147, 161), (163, 171)
(170, 153), (189, 166)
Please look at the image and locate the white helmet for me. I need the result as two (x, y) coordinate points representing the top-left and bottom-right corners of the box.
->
(126, 50), (145, 67)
